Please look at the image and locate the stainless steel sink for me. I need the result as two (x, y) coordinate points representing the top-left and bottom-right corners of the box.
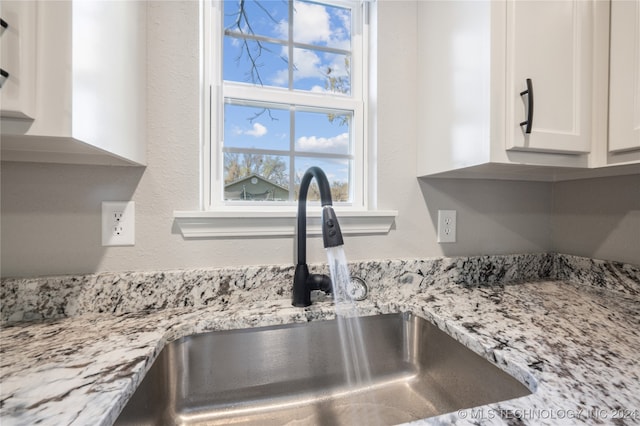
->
(115, 313), (531, 425)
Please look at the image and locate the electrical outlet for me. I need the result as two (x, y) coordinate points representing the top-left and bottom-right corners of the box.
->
(112, 211), (124, 236)
(437, 210), (456, 243)
(102, 202), (135, 246)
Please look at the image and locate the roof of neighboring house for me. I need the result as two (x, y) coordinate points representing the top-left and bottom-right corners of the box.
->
(224, 174), (289, 192)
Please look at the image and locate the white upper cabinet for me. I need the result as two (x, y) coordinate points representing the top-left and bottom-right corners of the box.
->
(0, 1), (37, 120)
(609, 0), (640, 154)
(416, 0), (615, 181)
(505, 1), (594, 154)
(0, 1), (146, 166)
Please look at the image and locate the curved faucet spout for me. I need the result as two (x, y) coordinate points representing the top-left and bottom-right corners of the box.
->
(292, 167), (344, 307)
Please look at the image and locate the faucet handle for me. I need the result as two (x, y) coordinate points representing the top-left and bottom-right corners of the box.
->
(308, 274), (333, 294)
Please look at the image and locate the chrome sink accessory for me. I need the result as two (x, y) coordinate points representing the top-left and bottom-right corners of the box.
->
(346, 276), (368, 301)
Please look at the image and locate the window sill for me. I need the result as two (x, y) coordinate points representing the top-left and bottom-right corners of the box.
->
(173, 209), (398, 238)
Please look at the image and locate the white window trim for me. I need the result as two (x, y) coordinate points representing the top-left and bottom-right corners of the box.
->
(174, 209), (397, 238)
(174, 0), (396, 239)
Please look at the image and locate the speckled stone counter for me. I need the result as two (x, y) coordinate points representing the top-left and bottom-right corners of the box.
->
(1, 254), (639, 425)
(1, 253), (559, 323)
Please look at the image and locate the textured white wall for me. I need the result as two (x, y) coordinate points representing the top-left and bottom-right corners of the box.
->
(552, 174), (640, 266)
(5, 0), (624, 279)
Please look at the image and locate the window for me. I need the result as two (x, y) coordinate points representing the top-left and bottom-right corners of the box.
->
(205, 0), (368, 209)
(176, 0), (395, 237)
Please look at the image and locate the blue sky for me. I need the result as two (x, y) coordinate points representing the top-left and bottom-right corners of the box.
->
(222, 0), (353, 187)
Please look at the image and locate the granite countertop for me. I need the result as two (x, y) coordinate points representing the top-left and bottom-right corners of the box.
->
(2, 273), (640, 425)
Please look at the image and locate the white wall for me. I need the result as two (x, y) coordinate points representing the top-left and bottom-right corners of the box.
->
(3, 1), (632, 279)
(552, 174), (640, 266)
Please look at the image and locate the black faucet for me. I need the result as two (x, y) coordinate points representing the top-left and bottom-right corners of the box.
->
(292, 166), (344, 307)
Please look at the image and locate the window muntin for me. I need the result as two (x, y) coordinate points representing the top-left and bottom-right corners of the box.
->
(211, 0), (366, 207)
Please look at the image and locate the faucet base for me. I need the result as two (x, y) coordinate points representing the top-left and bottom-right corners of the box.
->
(292, 264), (312, 307)
(292, 264), (334, 307)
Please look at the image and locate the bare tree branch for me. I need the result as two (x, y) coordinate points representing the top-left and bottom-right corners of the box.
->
(225, 0), (287, 86)
(248, 108), (279, 123)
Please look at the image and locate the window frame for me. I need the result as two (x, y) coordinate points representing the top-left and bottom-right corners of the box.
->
(205, 0), (368, 211)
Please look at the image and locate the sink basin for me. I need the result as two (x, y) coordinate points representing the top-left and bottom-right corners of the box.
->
(115, 313), (531, 425)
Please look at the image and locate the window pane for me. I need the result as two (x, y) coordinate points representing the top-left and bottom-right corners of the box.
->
(224, 154), (290, 201)
(295, 157), (351, 202)
(292, 49), (351, 94)
(295, 110), (351, 155)
(223, 37), (289, 87)
(293, 1), (351, 50)
(223, 0), (288, 42)
(224, 102), (290, 151)
(322, 53), (351, 95)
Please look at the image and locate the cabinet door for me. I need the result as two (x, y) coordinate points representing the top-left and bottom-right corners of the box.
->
(0, 1), (36, 119)
(505, 0), (594, 154)
(609, 0), (640, 153)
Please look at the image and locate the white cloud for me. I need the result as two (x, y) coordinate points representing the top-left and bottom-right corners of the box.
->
(293, 49), (323, 78)
(271, 68), (288, 86)
(270, 2), (351, 86)
(277, 2), (331, 44)
(293, 2), (332, 44)
(244, 123), (267, 137)
(335, 8), (351, 34)
(275, 2), (351, 48)
(296, 132), (349, 152)
(271, 47), (324, 86)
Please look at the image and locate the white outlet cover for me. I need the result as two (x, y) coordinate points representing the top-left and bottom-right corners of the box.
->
(437, 210), (457, 243)
(102, 201), (135, 246)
